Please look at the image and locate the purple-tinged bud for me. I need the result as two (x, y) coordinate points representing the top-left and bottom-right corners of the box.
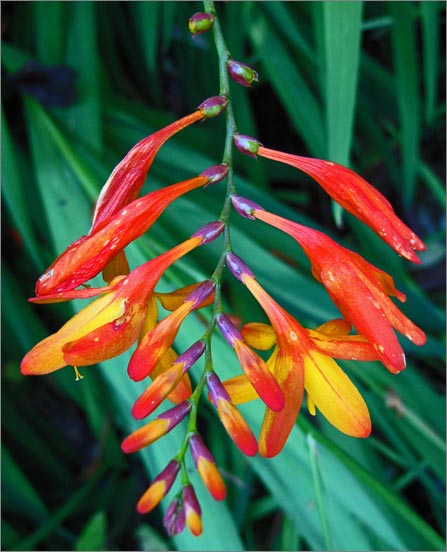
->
(189, 434), (227, 500)
(189, 434), (214, 464)
(200, 163), (229, 185)
(185, 280), (215, 309)
(136, 459), (180, 514)
(158, 400), (192, 428)
(207, 372), (231, 405)
(173, 341), (205, 371)
(228, 59), (259, 87)
(231, 194), (264, 220)
(188, 12), (215, 37)
(192, 220), (225, 244)
(198, 95), (228, 118)
(226, 252), (254, 282)
(216, 313), (243, 347)
(182, 485), (202, 536)
(164, 497), (186, 536)
(233, 134), (262, 158)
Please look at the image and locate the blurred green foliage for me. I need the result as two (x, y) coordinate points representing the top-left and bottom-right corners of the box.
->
(2, 2), (445, 550)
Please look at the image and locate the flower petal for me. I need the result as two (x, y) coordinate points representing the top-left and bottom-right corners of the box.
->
(304, 351), (371, 437)
(259, 348), (304, 458)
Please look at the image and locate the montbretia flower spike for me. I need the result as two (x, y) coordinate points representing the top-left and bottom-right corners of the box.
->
(233, 135), (426, 263)
(21, 5), (428, 539)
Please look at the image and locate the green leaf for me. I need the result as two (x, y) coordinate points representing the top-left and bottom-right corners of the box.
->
(388, 2), (420, 207)
(75, 511), (107, 551)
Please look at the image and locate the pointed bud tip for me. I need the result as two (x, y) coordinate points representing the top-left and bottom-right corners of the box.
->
(233, 134), (262, 158)
(200, 163), (229, 185)
(226, 252), (254, 282)
(231, 195), (264, 219)
(188, 12), (215, 36)
(192, 220), (225, 244)
(198, 96), (228, 118)
(228, 59), (259, 87)
(216, 313), (243, 347)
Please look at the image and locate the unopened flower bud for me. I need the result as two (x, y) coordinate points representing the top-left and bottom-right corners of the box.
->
(122, 401), (191, 453)
(228, 59), (258, 87)
(183, 485), (202, 536)
(192, 220), (225, 244)
(174, 340), (205, 371)
(188, 12), (215, 37)
(164, 497), (186, 536)
(198, 95), (228, 118)
(207, 372), (232, 405)
(233, 134), (262, 158)
(137, 459), (180, 514)
(199, 163), (229, 185)
(226, 252), (254, 282)
(185, 280), (215, 310)
(216, 313), (243, 347)
(231, 194), (264, 219)
(189, 434), (226, 500)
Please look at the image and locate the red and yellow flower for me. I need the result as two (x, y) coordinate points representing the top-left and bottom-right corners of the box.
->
(231, 197), (426, 374)
(21, 222), (223, 376)
(226, 252), (374, 457)
(233, 135), (426, 263)
(36, 165), (228, 296)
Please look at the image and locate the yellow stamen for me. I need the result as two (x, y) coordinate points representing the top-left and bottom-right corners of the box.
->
(73, 366), (84, 381)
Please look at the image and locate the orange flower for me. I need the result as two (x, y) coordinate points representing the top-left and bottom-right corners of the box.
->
(21, 232), (212, 376)
(233, 136), (426, 263)
(36, 166), (228, 296)
(226, 252), (372, 457)
(231, 197), (426, 374)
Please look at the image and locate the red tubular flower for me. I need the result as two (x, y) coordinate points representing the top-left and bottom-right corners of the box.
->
(91, 112), (203, 233)
(207, 372), (258, 456)
(121, 401), (191, 453)
(128, 281), (215, 382)
(189, 434), (226, 501)
(91, 97), (227, 232)
(182, 485), (203, 536)
(21, 235), (206, 376)
(233, 136), (426, 263)
(216, 313), (285, 412)
(36, 166), (228, 296)
(226, 252), (372, 457)
(249, 209), (426, 374)
(137, 460), (180, 514)
(131, 342), (205, 419)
